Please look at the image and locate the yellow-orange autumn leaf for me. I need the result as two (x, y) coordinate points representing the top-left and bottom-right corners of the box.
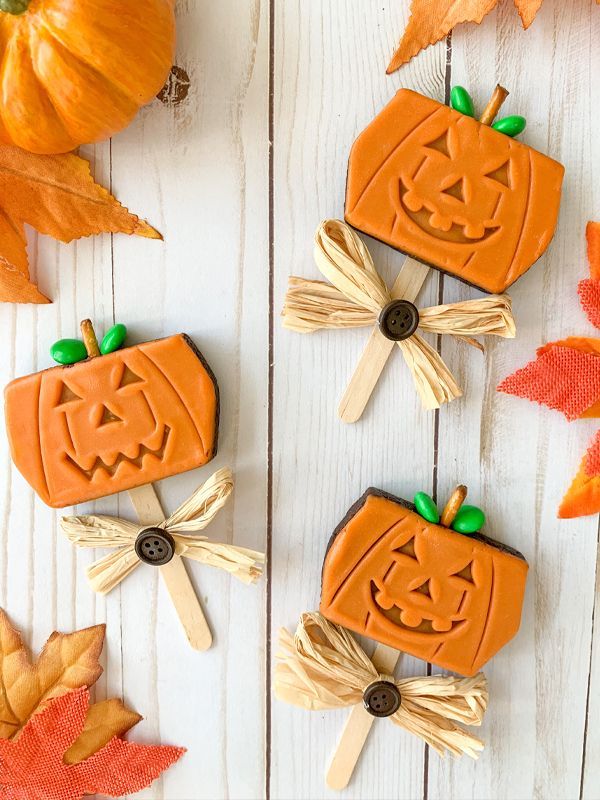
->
(0, 145), (161, 304)
(64, 699), (142, 765)
(0, 609), (141, 759)
(388, 0), (598, 72)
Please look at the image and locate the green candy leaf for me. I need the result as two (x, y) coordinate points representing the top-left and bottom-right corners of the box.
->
(414, 491), (440, 524)
(100, 324), (127, 355)
(451, 505), (486, 535)
(50, 339), (87, 366)
(450, 86), (475, 117)
(492, 115), (526, 138)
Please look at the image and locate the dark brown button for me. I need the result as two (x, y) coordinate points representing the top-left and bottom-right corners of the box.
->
(135, 528), (175, 566)
(363, 681), (401, 718)
(378, 300), (419, 341)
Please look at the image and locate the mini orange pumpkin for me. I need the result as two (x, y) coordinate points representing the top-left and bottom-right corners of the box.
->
(345, 89), (564, 294)
(4, 334), (219, 508)
(0, 0), (175, 154)
(320, 489), (528, 676)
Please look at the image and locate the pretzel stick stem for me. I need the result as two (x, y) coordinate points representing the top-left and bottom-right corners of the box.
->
(326, 643), (400, 790)
(81, 319), (101, 358)
(441, 485), (468, 527)
(128, 483), (212, 651)
(338, 257), (430, 423)
(479, 84), (509, 126)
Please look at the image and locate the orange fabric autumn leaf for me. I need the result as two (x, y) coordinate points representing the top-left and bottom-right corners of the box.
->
(0, 144), (160, 304)
(498, 222), (600, 519)
(0, 688), (184, 800)
(388, 0), (600, 72)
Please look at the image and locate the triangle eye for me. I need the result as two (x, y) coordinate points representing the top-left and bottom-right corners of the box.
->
(57, 383), (82, 406)
(485, 161), (511, 188)
(393, 536), (418, 560)
(425, 131), (450, 157)
(452, 561), (475, 585)
(442, 177), (465, 202)
(118, 365), (143, 388)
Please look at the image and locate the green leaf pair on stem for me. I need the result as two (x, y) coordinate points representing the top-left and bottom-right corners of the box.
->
(51, 324), (127, 365)
(450, 85), (526, 137)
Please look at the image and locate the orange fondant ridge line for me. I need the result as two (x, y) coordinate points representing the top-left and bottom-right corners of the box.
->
(470, 558), (495, 671)
(504, 148), (533, 287)
(137, 348), (205, 455)
(35, 376), (50, 500)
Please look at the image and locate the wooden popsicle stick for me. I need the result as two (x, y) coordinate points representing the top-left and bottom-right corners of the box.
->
(326, 643), (400, 790)
(338, 257), (431, 422)
(128, 483), (213, 651)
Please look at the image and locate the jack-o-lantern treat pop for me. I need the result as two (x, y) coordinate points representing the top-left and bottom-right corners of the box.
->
(346, 84), (564, 294)
(275, 484), (526, 790)
(320, 485), (528, 676)
(4, 320), (264, 652)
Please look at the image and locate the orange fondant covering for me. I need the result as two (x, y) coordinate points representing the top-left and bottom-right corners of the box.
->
(345, 89), (564, 294)
(4, 334), (219, 509)
(320, 489), (528, 676)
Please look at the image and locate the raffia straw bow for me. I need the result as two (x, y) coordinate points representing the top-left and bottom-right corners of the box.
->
(61, 468), (264, 595)
(282, 219), (515, 411)
(275, 612), (488, 759)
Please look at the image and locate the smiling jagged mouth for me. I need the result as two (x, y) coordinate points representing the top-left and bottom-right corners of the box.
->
(371, 581), (465, 634)
(65, 426), (171, 480)
(399, 181), (499, 244)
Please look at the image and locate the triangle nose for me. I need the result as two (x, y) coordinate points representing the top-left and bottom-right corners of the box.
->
(413, 578), (432, 598)
(99, 405), (123, 426)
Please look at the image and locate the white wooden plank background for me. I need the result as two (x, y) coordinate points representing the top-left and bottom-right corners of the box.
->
(0, 1), (599, 798)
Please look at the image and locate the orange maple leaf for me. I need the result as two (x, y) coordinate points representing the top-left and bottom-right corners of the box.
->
(388, 0), (599, 72)
(0, 688), (184, 800)
(0, 145), (161, 304)
(498, 223), (600, 519)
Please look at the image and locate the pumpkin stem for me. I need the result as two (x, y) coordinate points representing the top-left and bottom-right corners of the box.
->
(81, 320), (101, 358)
(440, 485), (467, 527)
(479, 85), (509, 126)
(0, 0), (31, 15)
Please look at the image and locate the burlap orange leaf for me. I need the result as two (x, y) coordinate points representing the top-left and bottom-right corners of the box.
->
(0, 145), (160, 304)
(388, 0), (600, 72)
(498, 222), (600, 519)
(0, 688), (184, 800)
(578, 222), (600, 328)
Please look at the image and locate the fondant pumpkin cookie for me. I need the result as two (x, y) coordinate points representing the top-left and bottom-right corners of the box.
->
(345, 85), (564, 294)
(320, 486), (528, 676)
(4, 321), (219, 508)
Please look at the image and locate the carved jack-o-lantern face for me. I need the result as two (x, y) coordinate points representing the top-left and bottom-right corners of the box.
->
(345, 89), (564, 294)
(4, 334), (219, 508)
(320, 489), (528, 676)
